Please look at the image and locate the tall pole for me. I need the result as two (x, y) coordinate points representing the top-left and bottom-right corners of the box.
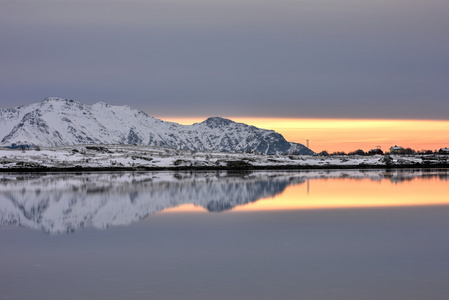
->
(306, 139), (309, 149)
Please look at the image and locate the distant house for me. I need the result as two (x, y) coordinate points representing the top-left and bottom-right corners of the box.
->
(389, 145), (404, 154)
(368, 148), (383, 155)
(439, 147), (449, 154)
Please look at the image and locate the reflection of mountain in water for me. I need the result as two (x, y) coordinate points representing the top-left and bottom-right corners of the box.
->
(0, 172), (305, 234)
(0, 169), (448, 234)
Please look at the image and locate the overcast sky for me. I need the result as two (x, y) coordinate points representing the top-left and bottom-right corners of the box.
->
(1, 0), (448, 119)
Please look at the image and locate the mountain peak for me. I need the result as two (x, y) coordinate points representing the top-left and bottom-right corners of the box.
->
(201, 117), (235, 128)
(40, 97), (82, 110)
(42, 97), (74, 103)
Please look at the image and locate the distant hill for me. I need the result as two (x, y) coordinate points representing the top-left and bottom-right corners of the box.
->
(0, 97), (313, 155)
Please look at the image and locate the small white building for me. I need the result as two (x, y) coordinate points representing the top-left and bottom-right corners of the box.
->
(389, 145), (404, 154)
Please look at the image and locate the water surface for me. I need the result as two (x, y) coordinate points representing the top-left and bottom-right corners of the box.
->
(1, 170), (449, 299)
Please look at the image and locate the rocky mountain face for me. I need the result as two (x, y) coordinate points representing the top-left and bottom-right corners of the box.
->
(0, 97), (313, 155)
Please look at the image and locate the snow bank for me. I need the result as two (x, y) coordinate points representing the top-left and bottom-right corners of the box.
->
(1, 145), (448, 171)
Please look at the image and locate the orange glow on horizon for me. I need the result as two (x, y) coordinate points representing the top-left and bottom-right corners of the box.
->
(158, 116), (449, 153)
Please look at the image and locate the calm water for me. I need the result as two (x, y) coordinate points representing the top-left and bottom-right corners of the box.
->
(1, 170), (449, 300)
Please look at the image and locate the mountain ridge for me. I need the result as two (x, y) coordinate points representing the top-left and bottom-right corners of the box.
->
(0, 97), (313, 155)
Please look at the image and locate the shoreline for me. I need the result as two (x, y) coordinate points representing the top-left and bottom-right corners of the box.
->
(2, 163), (449, 173)
(1, 145), (448, 172)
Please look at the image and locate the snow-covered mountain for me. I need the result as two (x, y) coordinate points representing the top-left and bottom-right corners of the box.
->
(0, 97), (313, 155)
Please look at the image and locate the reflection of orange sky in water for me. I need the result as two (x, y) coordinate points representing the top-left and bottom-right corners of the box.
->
(162, 204), (206, 213)
(163, 177), (449, 213)
(159, 117), (449, 153)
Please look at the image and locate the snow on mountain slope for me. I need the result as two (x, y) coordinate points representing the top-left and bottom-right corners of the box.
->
(0, 97), (313, 154)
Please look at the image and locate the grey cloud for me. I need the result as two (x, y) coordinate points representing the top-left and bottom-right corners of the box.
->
(1, 0), (448, 119)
